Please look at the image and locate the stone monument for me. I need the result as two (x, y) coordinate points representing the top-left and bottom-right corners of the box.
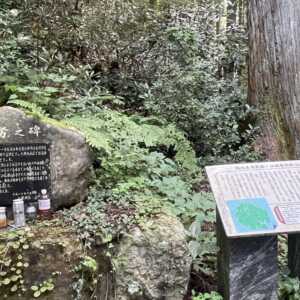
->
(0, 106), (91, 209)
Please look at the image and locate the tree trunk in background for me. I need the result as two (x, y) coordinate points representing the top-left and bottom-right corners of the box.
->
(238, 0), (245, 26)
(216, 0), (226, 34)
(248, 1), (300, 160)
(227, 0), (238, 28)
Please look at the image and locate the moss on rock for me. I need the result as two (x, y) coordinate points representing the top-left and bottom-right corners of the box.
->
(0, 219), (104, 299)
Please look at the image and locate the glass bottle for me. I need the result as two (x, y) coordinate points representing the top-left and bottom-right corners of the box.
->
(38, 189), (52, 219)
(0, 207), (7, 229)
(26, 203), (37, 221)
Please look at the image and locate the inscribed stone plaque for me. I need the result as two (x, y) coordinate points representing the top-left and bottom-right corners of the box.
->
(206, 161), (300, 237)
(0, 143), (50, 206)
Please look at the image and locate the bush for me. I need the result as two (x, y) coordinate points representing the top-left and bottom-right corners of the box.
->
(192, 291), (223, 300)
(140, 24), (257, 162)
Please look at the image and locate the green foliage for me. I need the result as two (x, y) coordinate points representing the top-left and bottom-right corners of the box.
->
(279, 275), (300, 300)
(0, 226), (62, 298)
(278, 235), (300, 299)
(279, 235), (288, 270)
(0, 229), (33, 297)
(0, 1), (261, 298)
(185, 192), (218, 278)
(192, 291), (223, 300)
(66, 110), (199, 179)
(62, 132), (171, 245)
(0, 0), (258, 164)
(4, 70), (77, 114)
(77, 256), (97, 273)
(8, 99), (48, 118)
(64, 188), (135, 247)
(73, 256), (98, 300)
(0, 7), (27, 76)
(141, 24), (257, 162)
(30, 278), (55, 298)
(63, 110), (217, 266)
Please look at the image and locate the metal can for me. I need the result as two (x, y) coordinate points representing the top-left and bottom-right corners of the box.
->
(13, 198), (26, 227)
(0, 207), (7, 228)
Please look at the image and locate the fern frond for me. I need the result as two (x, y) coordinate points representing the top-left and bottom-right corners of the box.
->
(66, 109), (198, 173)
(8, 99), (48, 118)
(65, 115), (112, 153)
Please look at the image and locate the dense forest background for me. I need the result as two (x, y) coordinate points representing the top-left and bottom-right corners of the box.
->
(1, 0), (257, 165)
(1, 1), (298, 299)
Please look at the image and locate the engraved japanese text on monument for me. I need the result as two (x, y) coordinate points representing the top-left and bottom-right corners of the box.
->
(0, 143), (50, 205)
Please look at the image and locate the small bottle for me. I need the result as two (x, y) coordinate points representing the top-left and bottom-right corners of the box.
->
(26, 203), (37, 221)
(38, 189), (52, 219)
(13, 198), (26, 227)
(0, 207), (7, 229)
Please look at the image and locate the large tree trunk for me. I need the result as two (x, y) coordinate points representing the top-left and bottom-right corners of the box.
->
(248, 1), (300, 160)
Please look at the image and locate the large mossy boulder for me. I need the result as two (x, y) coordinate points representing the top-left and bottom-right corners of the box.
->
(114, 214), (192, 300)
(0, 106), (91, 209)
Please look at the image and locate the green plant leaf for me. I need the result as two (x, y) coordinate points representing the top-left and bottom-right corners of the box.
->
(33, 290), (41, 298)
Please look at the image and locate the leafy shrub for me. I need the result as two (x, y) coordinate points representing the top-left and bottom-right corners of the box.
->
(279, 275), (300, 300)
(57, 108), (199, 244)
(1, 0), (258, 164)
(140, 24), (257, 162)
(192, 291), (223, 300)
(66, 110), (199, 178)
(185, 192), (217, 278)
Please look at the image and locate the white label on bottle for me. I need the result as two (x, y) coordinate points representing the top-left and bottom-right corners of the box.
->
(38, 199), (50, 210)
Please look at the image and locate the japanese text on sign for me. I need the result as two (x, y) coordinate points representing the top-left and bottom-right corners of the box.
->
(206, 161), (300, 237)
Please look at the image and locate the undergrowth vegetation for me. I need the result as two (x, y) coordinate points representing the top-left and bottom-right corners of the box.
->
(0, 1), (273, 299)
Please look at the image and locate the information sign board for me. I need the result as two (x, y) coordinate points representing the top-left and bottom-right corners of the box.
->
(206, 161), (300, 237)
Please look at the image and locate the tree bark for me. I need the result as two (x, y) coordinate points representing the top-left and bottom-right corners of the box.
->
(238, 0), (245, 26)
(216, 0), (226, 34)
(227, 0), (238, 28)
(248, 1), (300, 159)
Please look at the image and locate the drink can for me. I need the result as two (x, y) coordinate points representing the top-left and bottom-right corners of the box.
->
(13, 198), (26, 227)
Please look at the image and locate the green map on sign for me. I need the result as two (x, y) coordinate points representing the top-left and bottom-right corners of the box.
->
(228, 198), (277, 233)
(236, 203), (269, 230)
